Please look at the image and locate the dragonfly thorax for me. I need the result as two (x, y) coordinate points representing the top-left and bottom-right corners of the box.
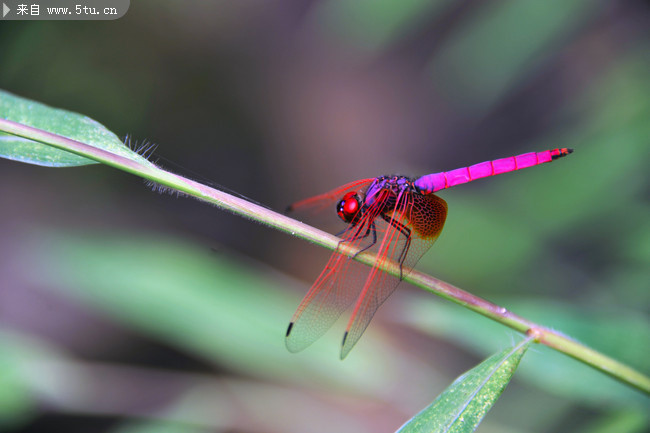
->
(336, 175), (418, 226)
(365, 175), (416, 205)
(369, 175), (414, 191)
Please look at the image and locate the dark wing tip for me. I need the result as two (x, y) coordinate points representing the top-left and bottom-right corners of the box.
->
(286, 322), (294, 337)
(285, 204), (295, 214)
(339, 331), (350, 360)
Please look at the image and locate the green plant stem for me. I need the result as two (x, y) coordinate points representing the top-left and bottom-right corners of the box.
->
(1, 118), (648, 395)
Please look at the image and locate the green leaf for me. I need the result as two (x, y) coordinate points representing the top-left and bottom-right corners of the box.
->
(576, 410), (650, 433)
(0, 89), (148, 167)
(0, 330), (51, 429)
(21, 229), (400, 393)
(401, 298), (649, 407)
(397, 340), (530, 433)
(430, 0), (595, 111)
(111, 420), (211, 433)
(315, 0), (450, 52)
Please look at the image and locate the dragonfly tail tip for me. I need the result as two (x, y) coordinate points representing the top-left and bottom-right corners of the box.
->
(552, 148), (574, 160)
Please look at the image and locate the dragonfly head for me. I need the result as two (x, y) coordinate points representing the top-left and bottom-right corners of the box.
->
(337, 191), (363, 224)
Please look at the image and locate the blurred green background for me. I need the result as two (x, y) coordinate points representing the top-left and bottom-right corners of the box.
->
(1, 1), (649, 432)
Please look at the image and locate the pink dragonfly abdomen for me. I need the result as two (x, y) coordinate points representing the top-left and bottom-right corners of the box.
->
(414, 148), (572, 194)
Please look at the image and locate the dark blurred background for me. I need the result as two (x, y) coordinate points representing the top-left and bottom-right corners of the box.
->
(1, 1), (649, 432)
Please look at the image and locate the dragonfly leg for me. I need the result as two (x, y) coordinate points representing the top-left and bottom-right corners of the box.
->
(335, 221), (378, 258)
(351, 222), (377, 258)
(381, 214), (411, 280)
(335, 217), (368, 238)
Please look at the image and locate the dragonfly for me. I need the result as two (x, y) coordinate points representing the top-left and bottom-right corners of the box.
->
(286, 148), (573, 359)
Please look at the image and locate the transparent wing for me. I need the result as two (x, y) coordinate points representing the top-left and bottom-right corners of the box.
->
(286, 184), (448, 358)
(340, 192), (448, 358)
(286, 178), (375, 214)
(285, 188), (387, 353)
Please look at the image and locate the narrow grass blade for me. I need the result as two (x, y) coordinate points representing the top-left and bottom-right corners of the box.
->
(0, 90), (147, 167)
(397, 339), (531, 433)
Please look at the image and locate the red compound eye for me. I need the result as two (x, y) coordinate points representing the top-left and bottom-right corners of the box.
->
(337, 192), (361, 223)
